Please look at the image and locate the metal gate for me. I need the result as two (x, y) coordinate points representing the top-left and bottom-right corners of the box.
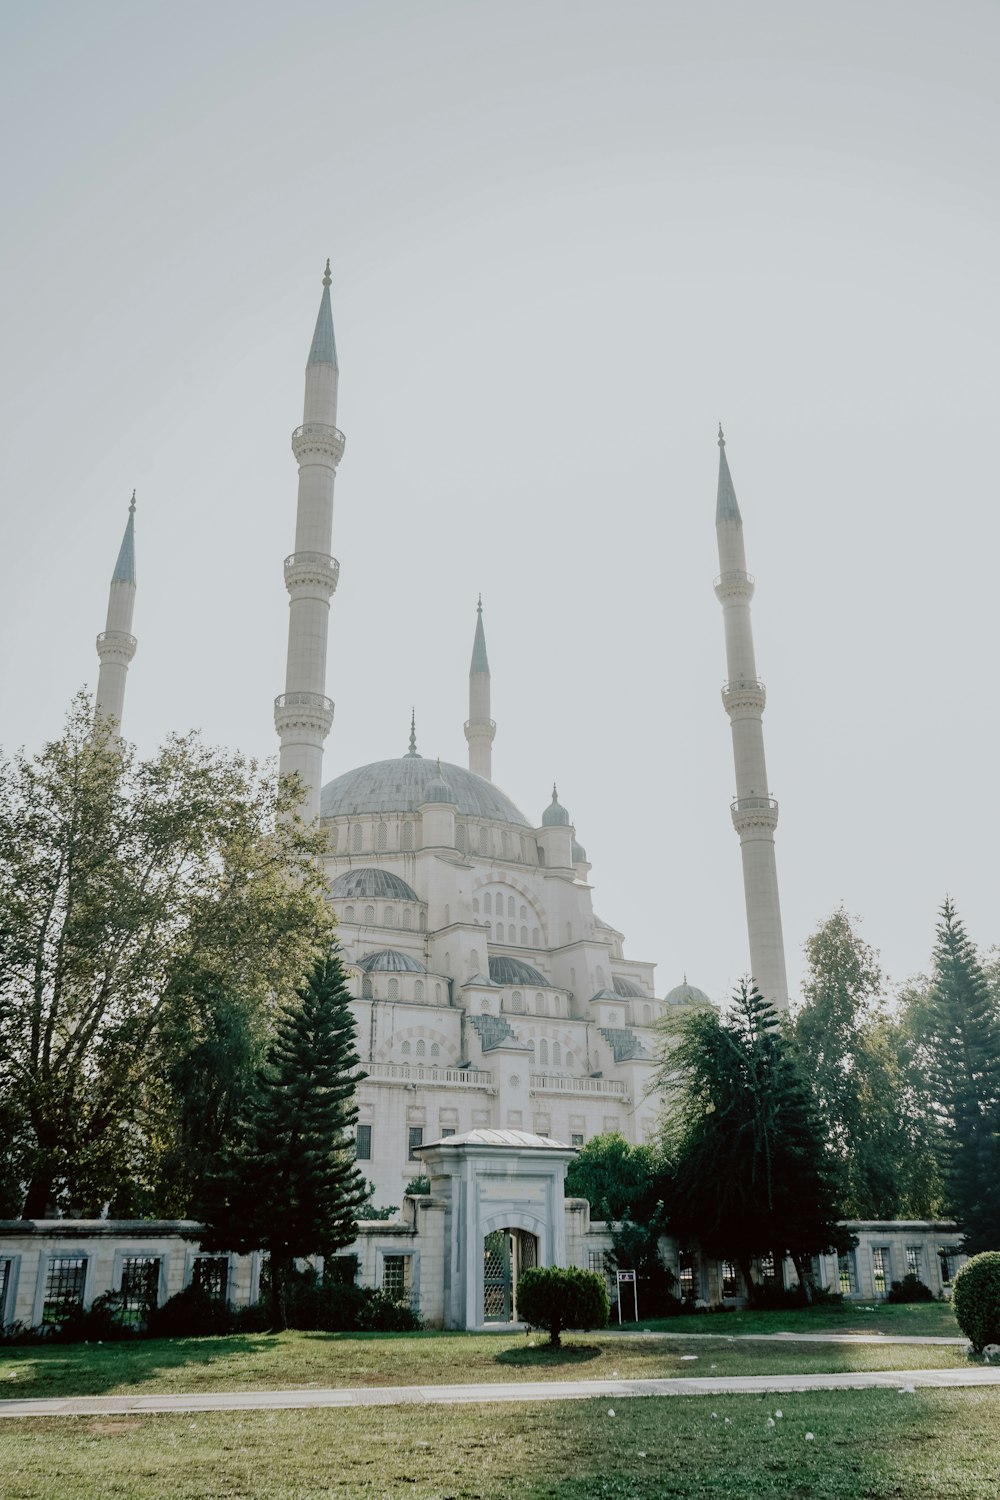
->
(483, 1229), (538, 1322)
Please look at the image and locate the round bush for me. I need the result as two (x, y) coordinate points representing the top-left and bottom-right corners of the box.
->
(952, 1251), (1000, 1352)
(516, 1266), (610, 1346)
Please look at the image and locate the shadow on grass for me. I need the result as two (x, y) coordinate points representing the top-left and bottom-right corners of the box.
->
(0, 1333), (283, 1400)
(495, 1343), (604, 1369)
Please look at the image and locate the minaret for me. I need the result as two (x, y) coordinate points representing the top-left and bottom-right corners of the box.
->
(274, 261), (344, 819)
(95, 492), (138, 729)
(713, 426), (790, 1011)
(465, 595), (495, 780)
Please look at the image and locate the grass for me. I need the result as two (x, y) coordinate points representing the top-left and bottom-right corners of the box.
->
(639, 1300), (961, 1339)
(1, 1388), (998, 1498)
(0, 1319), (972, 1403)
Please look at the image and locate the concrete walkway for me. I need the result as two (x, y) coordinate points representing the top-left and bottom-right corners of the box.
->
(2, 1367), (998, 1419)
(614, 1329), (968, 1347)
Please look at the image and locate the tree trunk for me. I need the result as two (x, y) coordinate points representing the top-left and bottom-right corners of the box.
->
(22, 1169), (55, 1219)
(269, 1256), (291, 1330)
(791, 1252), (814, 1305)
(737, 1254), (756, 1306)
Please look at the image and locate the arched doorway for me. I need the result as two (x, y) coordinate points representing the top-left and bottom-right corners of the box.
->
(483, 1229), (538, 1322)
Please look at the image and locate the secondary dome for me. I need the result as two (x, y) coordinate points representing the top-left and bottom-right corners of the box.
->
(356, 949), (428, 973)
(541, 784), (570, 826)
(488, 955), (549, 987)
(321, 758), (529, 826)
(612, 975), (644, 998)
(329, 868), (419, 901)
(665, 980), (711, 1007)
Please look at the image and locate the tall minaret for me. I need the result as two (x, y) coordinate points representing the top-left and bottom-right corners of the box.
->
(274, 261), (344, 819)
(465, 595), (495, 780)
(95, 492), (138, 729)
(713, 427), (789, 1011)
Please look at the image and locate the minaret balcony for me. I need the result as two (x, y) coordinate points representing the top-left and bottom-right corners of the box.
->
(284, 551), (340, 595)
(713, 569), (755, 602)
(721, 678), (766, 716)
(274, 691), (335, 737)
(730, 794), (779, 835)
(291, 422), (346, 465)
(95, 630), (137, 664)
(464, 718), (497, 741)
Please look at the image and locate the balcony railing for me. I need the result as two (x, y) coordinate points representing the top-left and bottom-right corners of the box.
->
(722, 678), (765, 695)
(530, 1073), (627, 1097)
(731, 796), (778, 814)
(357, 1062), (494, 1089)
(713, 570), (755, 589)
(274, 691), (335, 715)
(291, 422), (346, 460)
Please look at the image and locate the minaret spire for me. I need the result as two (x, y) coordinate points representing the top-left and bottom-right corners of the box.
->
(407, 708), (421, 757)
(465, 595), (495, 780)
(95, 491), (138, 729)
(274, 262), (344, 818)
(713, 428), (789, 1011)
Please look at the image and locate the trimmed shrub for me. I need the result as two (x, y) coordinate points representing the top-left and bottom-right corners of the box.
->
(148, 1284), (235, 1338)
(953, 1251), (1000, 1353)
(886, 1274), (935, 1304)
(517, 1266), (610, 1347)
(355, 1289), (422, 1332)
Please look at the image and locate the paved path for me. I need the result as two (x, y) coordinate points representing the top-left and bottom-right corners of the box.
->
(615, 1329), (968, 1347)
(2, 1367), (998, 1419)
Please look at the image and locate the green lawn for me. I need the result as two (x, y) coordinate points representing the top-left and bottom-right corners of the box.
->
(0, 1388), (997, 1499)
(0, 1322), (972, 1403)
(639, 1300), (961, 1339)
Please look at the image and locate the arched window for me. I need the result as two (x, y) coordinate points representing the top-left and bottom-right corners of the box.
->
(533, 928), (540, 947)
(470, 949), (480, 972)
(435, 982), (442, 1002)
(401, 822), (414, 851)
(401, 1040), (411, 1056)
(431, 1043), (440, 1058)
(552, 1042), (561, 1067)
(473, 897), (480, 914)
(329, 827), (339, 853)
(345, 906), (355, 923)
(643, 1004), (652, 1025)
(362, 976), (372, 999)
(539, 1039), (549, 1065)
(496, 922), (504, 941)
(511, 990), (522, 1012)
(351, 825), (362, 852)
(520, 905), (527, 921)
(384, 906), (394, 926)
(416, 1040), (425, 1057)
(414, 980), (424, 1001)
(508, 896), (515, 919)
(456, 825), (467, 854)
(483, 893), (492, 915)
(387, 978), (399, 1000)
(402, 908), (411, 929)
(376, 823), (388, 851)
(520, 926), (527, 945)
(419, 911), (426, 931)
(364, 904), (375, 925)
(570, 967), (576, 988)
(521, 836), (532, 862)
(479, 827), (488, 856)
(535, 993), (546, 1016)
(537, 845), (545, 866)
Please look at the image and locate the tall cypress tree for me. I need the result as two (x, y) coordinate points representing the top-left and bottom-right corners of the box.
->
(203, 948), (369, 1325)
(919, 900), (1000, 1252)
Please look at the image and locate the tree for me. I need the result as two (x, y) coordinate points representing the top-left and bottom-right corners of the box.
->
(659, 980), (850, 1302)
(0, 697), (329, 1216)
(564, 1133), (660, 1224)
(904, 900), (1000, 1253)
(516, 1266), (609, 1347)
(202, 949), (370, 1328)
(793, 909), (943, 1219)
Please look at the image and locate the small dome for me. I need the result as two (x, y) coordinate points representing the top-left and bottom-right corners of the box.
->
(422, 758), (455, 805)
(541, 784), (570, 827)
(612, 975), (644, 998)
(665, 980), (711, 1007)
(329, 868), (419, 902)
(488, 954), (549, 987)
(356, 949), (428, 973)
(571, 839), (588, 863)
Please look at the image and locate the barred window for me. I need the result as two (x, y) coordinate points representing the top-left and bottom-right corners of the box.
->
(381, 1254), (412, 1303)
(0, 1258), (11, 1321)
(42, 1256), (87, 1325)
(351, 825), (362, 852)
(119, 1256), (160, 1326)
(402, 822), (414, 851)
(552, 1042), (561, 1066)
(571, 1132), (584, 1148)
(871, 1247), (890, 1297)
(539, 1039), (549, 1065)
(939, 1247), (960, 1286)
(588, 1250), (613, 1291)
(376, 823), (388, 851)
(678, 1251), (696, 1301)
(356, 1124), (372, 1160)
(384, 906), (394, 926)
(344, 905), (355, 923)
(362, 976), (373, 999)
(508, 896), (515, 919)
(387, 978), (399, 1000)
(414, 979), (424, 1000)
(838, 1252), (858, 1295)
(456, 825), (467, 854)
(905, 1246), (922, 1279)
(722, 1261), (740, 1298)
(759, 1253), (778, 1287)
(479, 828), (488, 856)
(402, 908), (412, 930)
(191, 1257), (227, 1301)
(520, 926), (528, 945)
(408, 1126), (424, 1160)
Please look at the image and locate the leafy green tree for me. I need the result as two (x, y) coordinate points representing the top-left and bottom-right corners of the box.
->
(0, 697), (329, 1216)
(904, 900), (1000, 1252)
(793, 909), (943, 1219)
(202, 949), (369, 1328)
(564, 1133), (659, 1223)
(660, 980), (850, 1302)
(516, 1266), (609, 1347)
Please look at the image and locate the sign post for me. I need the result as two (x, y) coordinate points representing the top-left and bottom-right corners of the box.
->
(615, 1269), (638, 1324)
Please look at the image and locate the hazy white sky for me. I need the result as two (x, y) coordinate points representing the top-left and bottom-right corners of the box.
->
(2, 0), (998, 1004)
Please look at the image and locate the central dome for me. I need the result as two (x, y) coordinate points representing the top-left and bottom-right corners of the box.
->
(321, 758), (530, 826)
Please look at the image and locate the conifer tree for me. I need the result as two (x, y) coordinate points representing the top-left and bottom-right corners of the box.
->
(203, 948), (369, 1326)
(913, 900), (1000, 1252)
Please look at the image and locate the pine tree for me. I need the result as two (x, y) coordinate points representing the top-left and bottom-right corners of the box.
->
(917, 900), (1000, 1252)
(203, 948), (369, 1325)
(660, 980), (849, 1302)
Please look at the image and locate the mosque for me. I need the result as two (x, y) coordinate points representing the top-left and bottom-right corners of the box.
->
(92, 262), (791, 1212)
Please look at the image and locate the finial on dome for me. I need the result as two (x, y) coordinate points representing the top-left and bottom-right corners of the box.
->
(477, 593), (482, 613)
(718, 423), (725, 449)
(436, 756), (444, 775)
(552, 783), (558, 801)
(323, 257), (332, 287)
(407, 708), (418, 757)
(129, 489), (136, 516)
